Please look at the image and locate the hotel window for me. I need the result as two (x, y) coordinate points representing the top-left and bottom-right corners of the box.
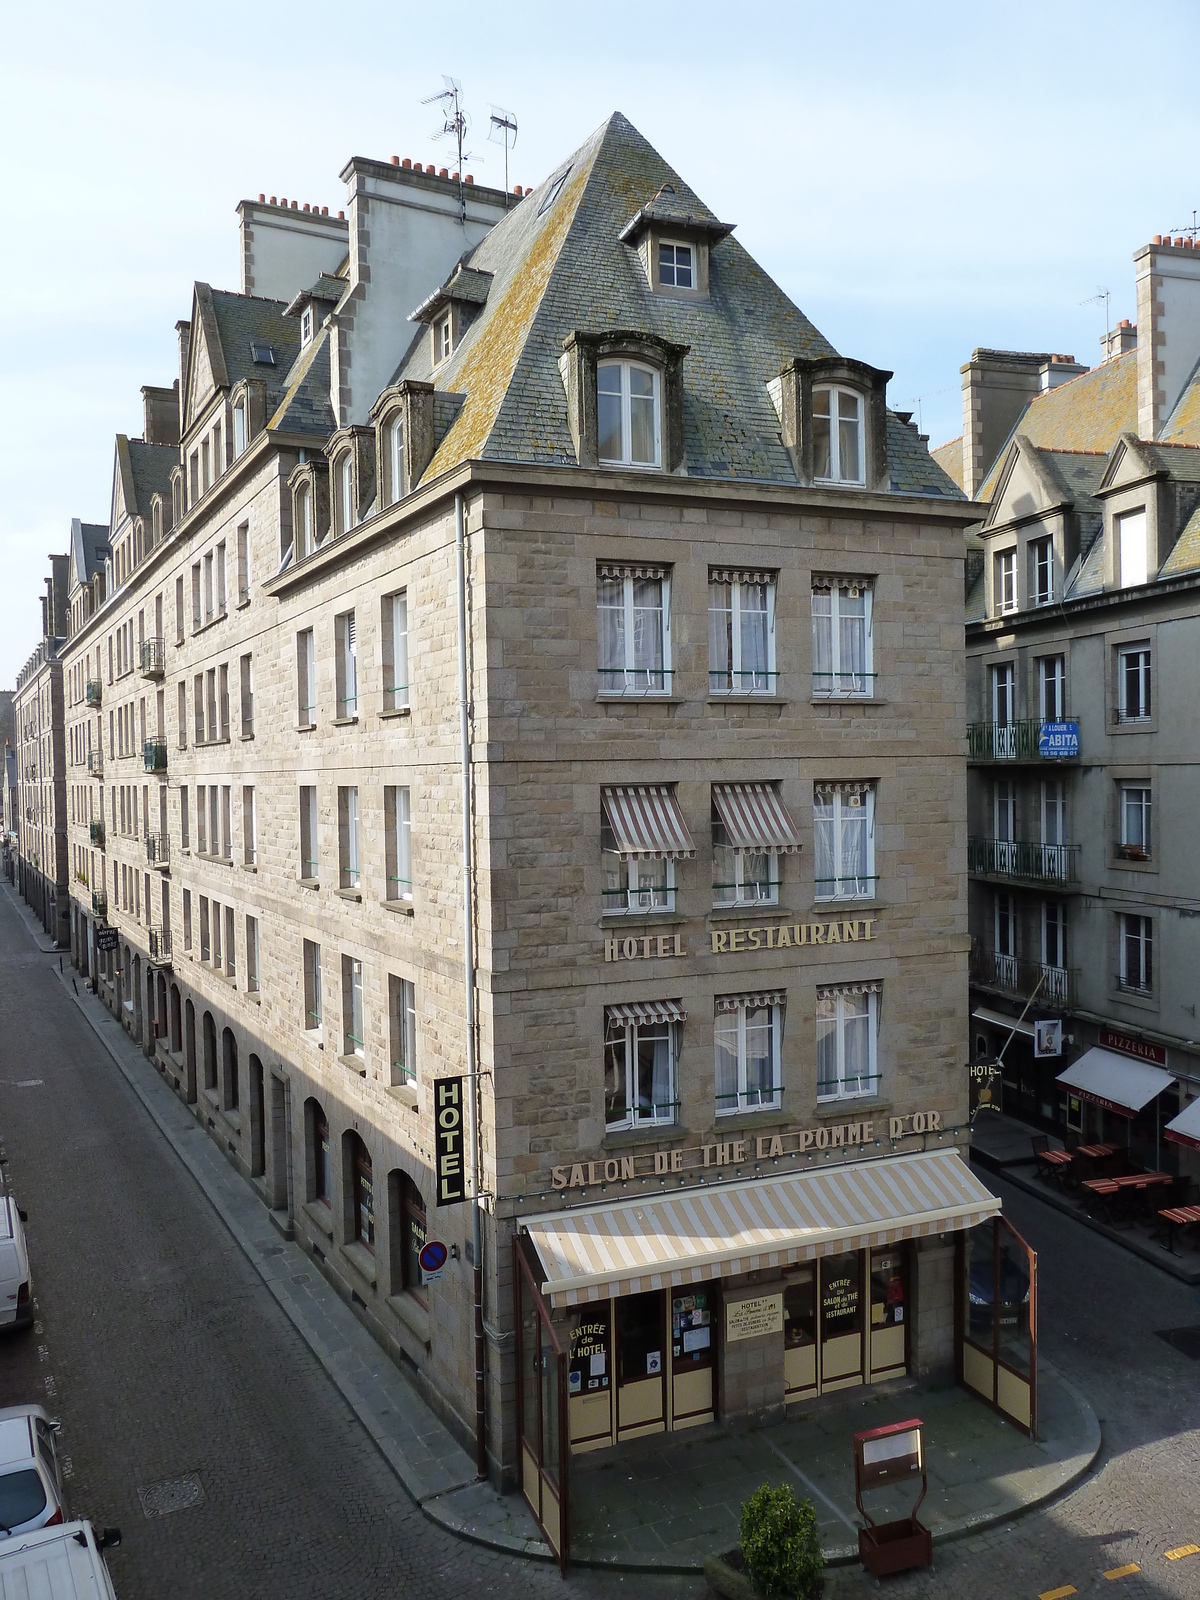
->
(191, 564), (202, 631)
(812, 386), (863, 484)
(303, 939), (323, 1030)
(338, 786), (360, 889)
(177, 681), (187, 748)
(399, 1172), (426, 1297)
(389, 975), (417, 1086)
(816, 984), (880, 1101)
(597, 360), (661, 468)
(1117, 508), (1148, 588)
(1119, 784), (1151, 859)
(224, 905), (236, 979)
(604, 1001), (682, 1129)
(243, 785), (256, 866)
(299, 786), (318, 881)
(600, 785), (693, 914)
(203, 552), (214, 622)
(1031, 537), (1054, 605)
(246, 915), (260, 994)
(658, 240), (693, 288)
(208, 787), (219, 860)
(196, 785), (207, 854)
(182, 889), (192, 951)
(216, 540), (227, 615)
(994, 892), (1016, 986)
(1119, 913), (1153, 994)
(342, 955), (365, 1058)
(309, 1101), (330, 1205)
(1042, 900), (1067, 973)
(709, 570), (776, 694)
(218, 786), (230, 859)
(350, 1136), (374, 1250)
(297, 628), (316, 726)
(811, 577), (873, 697)
(382, 590), (409, 711)
(175, 575), (184, 642)
(715, 992), (783, 1116)
(237, 522), (250, 604)
(1117, 646), (1151, 722)
(240, 654), (254, 735)
(814, 784), (876, 900)
(1038, 655), (1065, 721)
(993, 549), (1017, 615)
(338, 452), (355, 536)
(212, 899), (222, 968)
(199, 896), (211, 963)
(597, 564), (671, 694)
(335, 611), (357, 718)
(385, 786), (412, 903)
(711, 783), (800, 908)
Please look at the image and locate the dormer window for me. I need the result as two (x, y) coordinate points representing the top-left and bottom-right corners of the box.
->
(389, 418), (404, 504)
(233, 398), (246, 458)
(814, 387), (864, 484)
(298, 487), (314, 558)
(339, 452), (355, 535)
(598, 360), (661, 469)
(435, 314), (452, 365)
(658, 241), (693, 289)
(301, 308), (314, 346)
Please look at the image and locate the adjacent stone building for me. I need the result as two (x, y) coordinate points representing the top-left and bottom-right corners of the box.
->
(14, 558), (70, 943)
(53, 113), (998, 1541)
(936, 234), (1200, 1181)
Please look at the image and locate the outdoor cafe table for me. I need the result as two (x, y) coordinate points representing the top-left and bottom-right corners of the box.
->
(1082, 1171), (1172, 1223)
(1035, 1148), (1074, 1186)
(1156, 1203), (1200, 1255)
(1071, 1143), (1120, 1180)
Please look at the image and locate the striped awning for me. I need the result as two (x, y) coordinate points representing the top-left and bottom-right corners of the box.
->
(716, 991), (787, 1013)
(712, 783), (801, 855)
(523, 1148), (1000, 1307)
(605, 1000), (687, 1027)
(601, 786), (695, 860)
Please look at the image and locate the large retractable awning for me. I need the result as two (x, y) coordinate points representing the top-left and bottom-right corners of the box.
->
(711, 783), (802, 854)
(971, 1006), (1034, 1040)
(1165, 1096), (1200, 1153)
(600, 786), (696, 859)
(1056, 1047), (1176, 1119)
(523, 1148), (999, 1307)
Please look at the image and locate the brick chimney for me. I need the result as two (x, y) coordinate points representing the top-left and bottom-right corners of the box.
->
(141, 383), (181, 447)
(1135, 237), (1200, 438)
(1101, 318), (1137, 362)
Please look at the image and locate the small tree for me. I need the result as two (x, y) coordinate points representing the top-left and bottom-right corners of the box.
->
(739, 1482), (825, 1599)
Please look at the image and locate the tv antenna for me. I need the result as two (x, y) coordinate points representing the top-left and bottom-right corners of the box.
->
(905, 387), (949, 434)
(1081, 287), (1111, 351)
(423, 75), (473, 223)
(488, 105), (518, 206)
(1169, 209), (1200, 242)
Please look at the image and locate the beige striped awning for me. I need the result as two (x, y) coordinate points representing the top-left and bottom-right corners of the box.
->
(601, 786), (696, 860)
(523, 1148), (999, 1307)
(712, 783), (802, 854)
(605, 1000), (687, 1027)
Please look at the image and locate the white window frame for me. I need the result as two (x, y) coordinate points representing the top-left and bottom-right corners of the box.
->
(342, 954), (364, 1058)
(1031, 537), (1054, 606)
(383, 590), (409, 711)
(1117, 508), (1148, 589)
(812, 386), (865, 485)
(601, 817), (675, 914)
(297, 629), (316, 726)
(657, 238), (693, 289)
(436, 314), (452, 365)
(1041, 778), (1066, 849)
(994, 549), (1017, 615)
(390, 975), (417, 1086)
(715, 998), (782, 1116)
(303, 939), (322, 1031)
(990, 661), (1015, 726)
(246, 914), (260, 994)
(708, 573), (776, 695)
(386, 785), (412, 903)
(710, 808), (777, 909)
(299, 785), (318, 881)
(813, 785), (876, 901)
(1120, 784), (1151, 857)
(811, 578), (873, 698)
(1042, 899), (1067, 971)
(341, 785), (360, 889)
(389, 418), (404, 505)
(596, 567), (671, 695)
(340, 453), (354, 535)
(815, 987), (878, 1101)
(1119, 913), (1153, 994)
(233, 398), (246, 458)
(597, 359), (662, 469)
(1038, 654), (1065, 721)
(301, 307), (314, 346)
(1117, 646), (1152, 722)
(336, 611), (357, 718)
(604, 1012), (677, 1130)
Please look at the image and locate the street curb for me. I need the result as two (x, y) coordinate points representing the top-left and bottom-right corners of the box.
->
(971, 1147), (1200, 1286)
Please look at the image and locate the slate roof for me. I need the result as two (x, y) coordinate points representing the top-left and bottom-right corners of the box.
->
(412, 263), (494, 323)
(126, 440), (176, 514)
(1138, 440), (1200, 481)
(394, 112), (960, 497)
(207, 289), (301, 412)
(1038, 449), (1107, 515)
(931, 436), (964, 490)
(1161, 501), (1200, 576)
(269, 328), (336, 436)
(977, 350), (1138, 500)
(1159, 358), (1200, 443)
(70, 518), (109, 588)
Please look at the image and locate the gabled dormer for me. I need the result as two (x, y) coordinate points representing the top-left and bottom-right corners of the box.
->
(409, 261), (494, 368)
(979, 436), (1105, 616)
(1096, 432), (1200, 588)
(618, 183), (733, 300)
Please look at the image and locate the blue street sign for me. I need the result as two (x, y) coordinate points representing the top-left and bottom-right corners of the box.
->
(1039, 720), (1079, 759)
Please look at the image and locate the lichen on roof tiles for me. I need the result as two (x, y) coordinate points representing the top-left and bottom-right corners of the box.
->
(1161, 501), (1200, 576)
(931, 436), (964, 490)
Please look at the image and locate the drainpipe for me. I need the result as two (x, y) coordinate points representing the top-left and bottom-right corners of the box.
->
(455, 489), (487, 1480)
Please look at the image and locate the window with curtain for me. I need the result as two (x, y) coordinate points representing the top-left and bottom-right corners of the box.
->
(336, 611), (357, 718)
(385, 785), (412, 902)
(1038, 654), (1065, 720)
(604, 1006), (678, 1128)
(1119, 913), (1153, 993)
(1120, 785), (1151, 857)
(812, 387), (863, 482)
(993, 549), (1017, 614)
(715, 994), (783, 1115)
(340, 453), (355, 535)
(711, 805), (777, 907)
(389, 975), (417, 1085)
(811, 577), (873, 697)
(597, 360), (661, 468)
(1117, 646), (1151, 721)
(597, 565), (670, 693)
(816, 985), (878, 1100)
(389, 418), (405, 505)
(708, 570), (776, 694)
(342, 955), (365, 1058)
(813, 784), (876, 900)
(383, 589), (410, 710)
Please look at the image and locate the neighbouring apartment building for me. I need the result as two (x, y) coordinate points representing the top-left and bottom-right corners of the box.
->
(935, 233), (1200, 1182)
(14, 557), (70, 944)
(54, 113), (1005, 1545)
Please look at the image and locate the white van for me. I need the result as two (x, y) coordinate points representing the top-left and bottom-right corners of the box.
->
(0, 1520), (122, 1598)
(0, 1199), (31, 1330)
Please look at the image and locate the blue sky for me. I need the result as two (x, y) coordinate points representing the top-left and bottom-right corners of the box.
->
(3, 0), (1199, 683)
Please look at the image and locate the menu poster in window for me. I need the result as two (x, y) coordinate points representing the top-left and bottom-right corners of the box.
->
(570, 1314), (610, 1393)
(673, 1292), (712, 1359)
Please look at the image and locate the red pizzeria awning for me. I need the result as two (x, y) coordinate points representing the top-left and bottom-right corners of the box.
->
(1165, 1096), (1200, 1152)
(1056, 1047), (1175, 1119)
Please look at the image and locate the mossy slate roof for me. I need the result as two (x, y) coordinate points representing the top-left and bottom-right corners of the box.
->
(398, 112), (961, 497)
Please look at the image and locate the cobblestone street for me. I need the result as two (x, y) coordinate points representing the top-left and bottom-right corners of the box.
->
(1, 878), (1199, 1598)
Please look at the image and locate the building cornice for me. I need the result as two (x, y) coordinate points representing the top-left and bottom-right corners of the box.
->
(967, 569), (1200, 640)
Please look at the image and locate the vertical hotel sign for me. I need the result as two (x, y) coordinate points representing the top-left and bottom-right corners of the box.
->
(435, 1077), (467, 1205)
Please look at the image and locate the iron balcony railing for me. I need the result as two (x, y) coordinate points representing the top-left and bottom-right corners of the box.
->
(970, 945), (1078, 1008)
(148, 927), (172, 965)
(143, 740), (168, 773)
(85, 679), (103, 708)
(92, 890), (108, 919)
(967, 718), (1081, 763)
(967, 837), (1080, 884)
(89, 820), (106, 849)
(139, 637), (166, 679)
(87, 749), (103, 777)
(146, 831), (170, 868)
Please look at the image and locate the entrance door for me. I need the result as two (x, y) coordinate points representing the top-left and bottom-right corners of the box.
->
(669, 1289), (714, 1429)
(819, 1252), (864, 1391)
(783, 1265), (818, 1398)
(615, 1290), (666, 1440)
(868, 1248), (907, 1377)
(959, 1216), (1037, 1436)
(567, 1305), (612, 1452)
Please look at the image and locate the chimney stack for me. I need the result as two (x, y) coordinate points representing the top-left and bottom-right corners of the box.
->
(1135, 236), (1200, 439)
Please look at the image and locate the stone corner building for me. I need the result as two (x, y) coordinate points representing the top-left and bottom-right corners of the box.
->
(58, 112), (992, 1530)
(14, 553), (72, 944)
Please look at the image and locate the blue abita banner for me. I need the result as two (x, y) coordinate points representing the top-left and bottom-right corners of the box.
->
(1039, 720), (1080, 758)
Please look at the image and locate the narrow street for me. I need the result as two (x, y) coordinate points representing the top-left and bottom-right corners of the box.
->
(1, 879), (1199, 1597)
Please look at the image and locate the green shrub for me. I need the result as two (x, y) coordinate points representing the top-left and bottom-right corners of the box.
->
(739, 1482), (825, 1598)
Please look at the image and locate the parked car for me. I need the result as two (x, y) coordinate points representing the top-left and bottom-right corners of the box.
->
(0, 1197), (32, 1330)
(0, 1519), (121, 1597)
(0, 1405), (67, 1536)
